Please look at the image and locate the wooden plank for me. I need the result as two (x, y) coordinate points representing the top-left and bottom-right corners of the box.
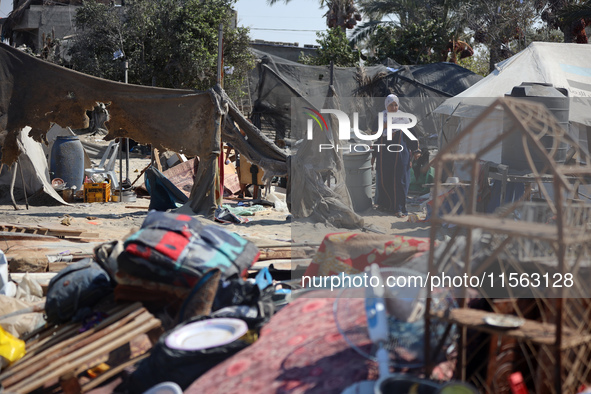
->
(431, 308), (591, 349)
(6, 311), (160, 393)
(437, 214), (590, 244)
(153, 148), (162, 172)
(558, 166), (591, 175)
(258, 249), (292, 260)
(0, 232), (60, 241)
(0, 222), (100, 240)
(1, 303), (140, 381)
(35, 223), (100, 239)
(250, 258), (312, 271)
(21, 323), (79, 357)
(257, 246), (316, 261)
(81, 353), (150, 392)
(251, 242), (320, 249)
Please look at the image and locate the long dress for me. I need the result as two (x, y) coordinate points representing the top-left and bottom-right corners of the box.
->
(375, 112), (418, 214)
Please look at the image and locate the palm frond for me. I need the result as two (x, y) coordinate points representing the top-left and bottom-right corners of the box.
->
(353, 68), (389, 97)
(349, 20), (393, 46)
(358, 0), (406, 19)
(559, 0), (591, 24)
(266, 0), (291, 5)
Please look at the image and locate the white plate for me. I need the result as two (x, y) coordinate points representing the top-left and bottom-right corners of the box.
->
(165, 318), (248, 351)
(483, 314), (525, 329)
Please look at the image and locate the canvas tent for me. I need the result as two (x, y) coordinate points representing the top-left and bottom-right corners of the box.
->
(434, 42), (591, 169)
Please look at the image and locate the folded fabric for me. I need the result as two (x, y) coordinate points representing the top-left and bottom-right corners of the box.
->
(221, 204), (266, 216)
(118, 211), (259, 288)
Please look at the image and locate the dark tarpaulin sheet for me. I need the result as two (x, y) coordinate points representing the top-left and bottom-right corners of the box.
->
(288, 87), (364, 229)
(247, 48), (483, 142)
(0, 43), (287, 217)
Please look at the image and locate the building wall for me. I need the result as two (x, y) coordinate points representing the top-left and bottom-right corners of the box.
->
(8, 5), (318, 63)
(11, 5), (80, 53)
(250, 41), (317, 63)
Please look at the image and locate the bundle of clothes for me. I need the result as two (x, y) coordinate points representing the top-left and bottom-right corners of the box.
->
(43, 210), (277, 392)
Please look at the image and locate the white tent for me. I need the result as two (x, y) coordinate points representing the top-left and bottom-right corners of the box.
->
(434, 42), (591, 169)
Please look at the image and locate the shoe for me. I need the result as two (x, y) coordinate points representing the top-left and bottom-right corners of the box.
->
(395, 211), (404, 217)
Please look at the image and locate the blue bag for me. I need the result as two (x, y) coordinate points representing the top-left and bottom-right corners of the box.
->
(45, 258), (113, 324)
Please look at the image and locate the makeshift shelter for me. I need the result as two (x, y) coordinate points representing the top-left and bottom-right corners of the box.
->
(248, 49), (483, 143)
(288, 87), (365, 229)
(0, 43), (287, 217)
(0, 127), (67, 205)
(434, 42), (591, 170)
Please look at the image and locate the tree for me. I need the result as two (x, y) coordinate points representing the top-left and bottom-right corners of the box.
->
(299, 27), (360, 66)
(456, 44), (490, 77)
(267, 0), (362, 31)
(468, 0), (537, 72)
(363, 21), (453, 65)
(68, 0), (254, 101)
(352, 0), (474, 64)
(534, 0), (591, 43)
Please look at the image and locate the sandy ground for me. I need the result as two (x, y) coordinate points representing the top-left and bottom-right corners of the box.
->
(0, 137), (432, 271)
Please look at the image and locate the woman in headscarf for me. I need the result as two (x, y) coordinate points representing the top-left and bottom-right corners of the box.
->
(374, 94), (419, 217)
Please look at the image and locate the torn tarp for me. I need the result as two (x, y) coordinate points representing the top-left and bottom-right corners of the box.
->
(0, 43), (287, 217)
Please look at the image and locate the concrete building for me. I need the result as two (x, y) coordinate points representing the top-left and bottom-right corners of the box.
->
(2, 1), (315, 63)
(250, 40), (318, 63)
(2, 1), (117, 55)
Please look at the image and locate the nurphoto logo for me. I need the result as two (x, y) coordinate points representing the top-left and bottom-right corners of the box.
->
(303, 107), (418, 153)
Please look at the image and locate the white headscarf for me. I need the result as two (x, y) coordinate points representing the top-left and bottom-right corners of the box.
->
(384, 94), (399, 109)
(382, 94), (409, 135)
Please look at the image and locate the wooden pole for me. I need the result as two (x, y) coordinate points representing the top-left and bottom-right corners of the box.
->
(17, 157), (29, 209)
(215, 22), (224, 207)
(10, 161), (19, 210)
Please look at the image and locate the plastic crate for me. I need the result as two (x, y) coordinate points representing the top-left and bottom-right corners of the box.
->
(84, 181), (111, 203)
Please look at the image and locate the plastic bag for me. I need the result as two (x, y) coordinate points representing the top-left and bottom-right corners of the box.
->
(0, 325), (25, 369)
(266, 192), (288, 212)
(0, 250), (16, 297)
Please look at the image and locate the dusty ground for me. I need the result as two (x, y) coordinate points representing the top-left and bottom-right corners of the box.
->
(0, 137), (431, 271)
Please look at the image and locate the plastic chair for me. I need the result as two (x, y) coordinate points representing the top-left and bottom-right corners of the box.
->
(84, 140), (120, 189)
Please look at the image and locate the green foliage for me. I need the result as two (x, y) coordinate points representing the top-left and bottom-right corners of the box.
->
(535, 0), (591, 42)
(525, 25), (565, 43)
(466, 0), (538, 71)
(364, 22), (449, 65)
(355, 0), (569, 69)
(456, 44), (490, 77)
(68, 2), (124, 79)
(299, 28), (360, 66)
(354, 0), (474, 65)
(68, 0), (254, 100)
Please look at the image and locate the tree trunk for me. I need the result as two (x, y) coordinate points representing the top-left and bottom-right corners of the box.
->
(489, 46), (500, 74)
(562, 23), (574, 43)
